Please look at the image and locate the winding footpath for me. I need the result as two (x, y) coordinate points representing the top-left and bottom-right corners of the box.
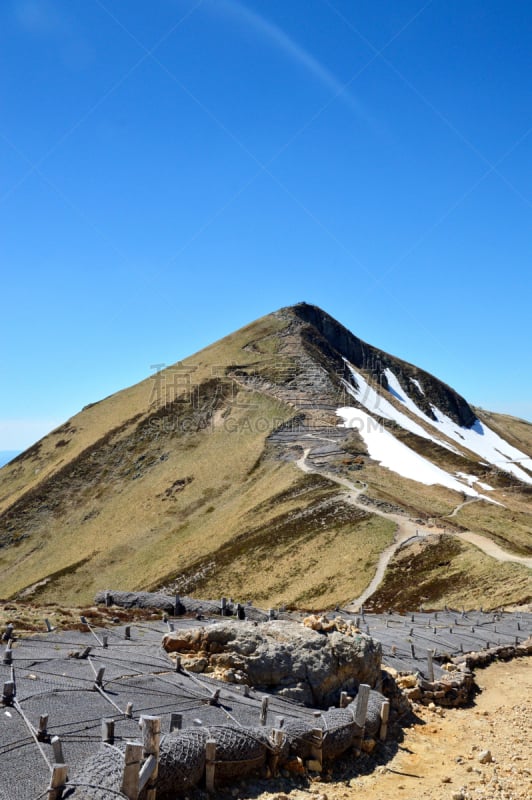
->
(295, 446), (532, 610)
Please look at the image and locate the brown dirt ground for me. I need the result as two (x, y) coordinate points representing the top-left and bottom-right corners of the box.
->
(235, 657), (531, 800)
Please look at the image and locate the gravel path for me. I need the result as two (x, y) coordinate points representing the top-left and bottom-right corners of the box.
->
(295, 447), (532, 608)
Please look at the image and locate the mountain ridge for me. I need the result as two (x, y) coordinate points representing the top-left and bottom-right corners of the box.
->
(0, 303), (530, 609)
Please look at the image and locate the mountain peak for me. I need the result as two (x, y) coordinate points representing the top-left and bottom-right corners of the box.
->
(0, 303), (530, 609)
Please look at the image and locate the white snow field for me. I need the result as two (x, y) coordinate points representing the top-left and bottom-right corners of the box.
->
(339, 361), (531, 496)
(343, 364), (459, 453)
(382, 368), (532, 485)
(336, 406), (481, 497)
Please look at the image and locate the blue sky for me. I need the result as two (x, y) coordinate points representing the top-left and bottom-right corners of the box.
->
(1, 0), (531, 451)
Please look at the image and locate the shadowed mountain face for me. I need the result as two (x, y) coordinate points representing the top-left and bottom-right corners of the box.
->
(0, 304), (530, 609)
(293, 303), (477, 428)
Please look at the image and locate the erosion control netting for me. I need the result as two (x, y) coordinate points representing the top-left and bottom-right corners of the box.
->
(95, 591), (275, 622)
(337, 608), (532, 678)
(2, 609), (529, 799)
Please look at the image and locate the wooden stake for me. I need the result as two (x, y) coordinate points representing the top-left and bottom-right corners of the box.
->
(141, 716), (160, 800)
(208, 689), (220, 705)
(47, 764), (68, 800)
(426, 649), (434, 682)
(310, 727), (323, 771)
(121, 742), (143, 800)
(125, 626), (131, 640)
(354, 684), (370, 729)
(101, 718), (115, 744)
(94, 667), (105, 689)
(38, 714), (49, 742)
(52, 736), (64, 764)
(269, 728), (284, 776)
(205, 738), (216, 792)
(169, 713), (182, 732)
(379, 700), (390, 740)
(45, 619), (53, 632)
(2, 680), (15, 705)
(260, 696), (269, 726)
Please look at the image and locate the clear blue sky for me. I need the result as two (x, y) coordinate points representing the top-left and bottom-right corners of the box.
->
(1, 0), (531, 451)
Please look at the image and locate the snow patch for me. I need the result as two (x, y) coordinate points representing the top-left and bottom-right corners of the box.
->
(410, 377), (424, 395)
(382, 368), (532, 486)
(344, 364), (458, 454)
(337, 406), (480, 497)
(456, 472), (494, 491)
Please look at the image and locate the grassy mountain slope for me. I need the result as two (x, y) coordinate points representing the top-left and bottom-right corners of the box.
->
(0, 304), (530, 609)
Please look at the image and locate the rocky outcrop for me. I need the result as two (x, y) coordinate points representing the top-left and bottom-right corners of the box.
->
(95, 589), (176, 613)
(162, 619), (382, 707)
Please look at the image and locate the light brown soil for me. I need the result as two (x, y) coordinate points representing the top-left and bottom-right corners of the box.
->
(247, 658), (531, 800)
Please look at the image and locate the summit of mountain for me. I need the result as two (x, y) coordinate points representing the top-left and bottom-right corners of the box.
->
(0, 303), (530, 609)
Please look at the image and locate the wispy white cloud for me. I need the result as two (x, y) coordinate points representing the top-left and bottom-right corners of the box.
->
(213, 0), (374, 123)
(0, 419), (62, 451)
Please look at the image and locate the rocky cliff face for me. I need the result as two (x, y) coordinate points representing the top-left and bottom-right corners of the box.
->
(291, 303), (477, 428)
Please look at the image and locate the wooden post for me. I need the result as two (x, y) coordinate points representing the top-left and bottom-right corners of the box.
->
(2, 681), (15, 705)
(242, 684), (250, 697)
(3, 645), (12, 666)
(121, 742), (143, 800)
(260, 696), (268, 726)
(269, 728), (284, 776)
(379, 700), (390, 741)
(220, 597), (227, 616)
(105, 591), (112, 607)
(169, 713), (182, 732)
(141, 716), (160, 800)
(205, 738), (216, 793)
(2, 623), (14, 641)
(102, 635), (108, 649)
(80, 647), (92, 659)
(209, 689), (220, 705)
(355, 684), (370, 729)
(410, 643), (416, 659)
(47, 764), (68, 800)
(38, 714), (49, 742)
(426, 649), (434, 682)
(309, 727), (323, 772)
(94, 667), (105, 689)
(52, 736), (64, 764)
(125, 626), (131, 640)
(45, 619), (53, 632)
(125, 702), (134, 718)
(174, 655), (181, 673)
(102, 718), (115, 744)
(340, 691), (349, 708)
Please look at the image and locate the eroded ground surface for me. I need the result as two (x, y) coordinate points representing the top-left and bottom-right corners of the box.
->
(245, 658), (531, 800)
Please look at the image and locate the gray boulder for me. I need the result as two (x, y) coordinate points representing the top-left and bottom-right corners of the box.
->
(163, 619), (381, 707)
